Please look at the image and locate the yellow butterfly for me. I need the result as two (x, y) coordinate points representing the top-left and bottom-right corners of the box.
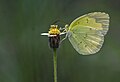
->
(41, 12), (110, 55)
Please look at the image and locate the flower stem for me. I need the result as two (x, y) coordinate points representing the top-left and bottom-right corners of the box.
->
(53, 48), (57, 82)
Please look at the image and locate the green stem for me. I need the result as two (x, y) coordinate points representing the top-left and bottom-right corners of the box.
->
(53, 49), (57, 82)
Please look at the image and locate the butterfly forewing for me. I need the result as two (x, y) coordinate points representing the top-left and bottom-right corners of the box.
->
(69, 12), (109, 35)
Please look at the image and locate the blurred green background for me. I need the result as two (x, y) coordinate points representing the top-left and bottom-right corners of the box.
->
(0, 0), (120, 82)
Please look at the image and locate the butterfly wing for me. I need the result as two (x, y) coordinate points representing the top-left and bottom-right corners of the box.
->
(68, 12), (109, 55)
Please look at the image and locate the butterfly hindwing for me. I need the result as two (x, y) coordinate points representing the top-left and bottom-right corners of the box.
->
(68, 25), (104, 55)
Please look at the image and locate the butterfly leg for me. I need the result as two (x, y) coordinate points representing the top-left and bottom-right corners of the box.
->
(60, 24), (69, 43)
(60, 33), (68, 43)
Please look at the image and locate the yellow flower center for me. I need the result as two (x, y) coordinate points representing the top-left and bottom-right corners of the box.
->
(48, 25), (60, 35)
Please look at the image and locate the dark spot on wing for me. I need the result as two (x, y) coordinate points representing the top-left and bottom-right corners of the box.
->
(78, 41), (82, 45)
(89, 28), (92, 30)
(86, 19), (88, 23)
(84, 34), (88, 38)
(85, 45), (87, 47)
(74, 35), (77, 39)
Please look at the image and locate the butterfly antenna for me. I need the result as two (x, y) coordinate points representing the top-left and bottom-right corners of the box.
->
(51, 20), (69, 25)
(51, 20), (60, 25)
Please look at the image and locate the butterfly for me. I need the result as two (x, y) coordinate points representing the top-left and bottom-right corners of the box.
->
(41, 12), (110, 55)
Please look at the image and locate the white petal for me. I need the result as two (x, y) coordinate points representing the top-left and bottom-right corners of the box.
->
(41, 33), (49, 36)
